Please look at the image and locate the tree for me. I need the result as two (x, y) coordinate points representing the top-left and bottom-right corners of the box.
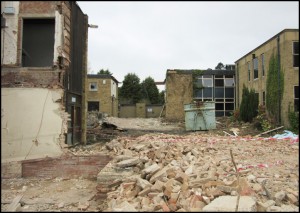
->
(97, 69), (112, 75)
(141, 77), (160, 104)
(239, 85), (259, 122)
(215, 62), (225, 70)
(158, 90), (165, 104)
(119, 73), (142, 104)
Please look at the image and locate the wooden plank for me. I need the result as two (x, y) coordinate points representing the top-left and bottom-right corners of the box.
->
(6, 194), (23, 212)
(255, 126), (284, 137)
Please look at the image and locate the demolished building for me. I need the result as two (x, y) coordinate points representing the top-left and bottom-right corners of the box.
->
(1, 1), (88, 162)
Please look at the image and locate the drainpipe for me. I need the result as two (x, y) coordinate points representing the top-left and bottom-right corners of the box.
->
(277, 35), (281, 124)
(235, 63), (239, 109)
(81, 14), (88, 145)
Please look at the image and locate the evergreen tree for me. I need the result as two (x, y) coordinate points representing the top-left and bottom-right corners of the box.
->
(97, 69), (112, 75)
(239, 85), (258, 122)
(141, 77), (160, 104)
(119, 73), (142, 104)
(159, 90), (165, 104)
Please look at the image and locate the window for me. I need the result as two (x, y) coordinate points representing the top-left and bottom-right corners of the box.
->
(261, 54), (265, 77)
(225, 88), (234, 98)
(295, 86), (299, 111)
(253, 57), (258, 79)
(89, 82), (97, 91)
(215, 79), (224, 87)
(215, 88), (224, 98)
(224, 78), (235, 87)
(248, 62), (251, 81)
(194, 76), (213, 99)
(88, 101), (99, 111)
(262, 91), (266, 106)
(22, 19), (55, 67)
(293, 42), (299, 67)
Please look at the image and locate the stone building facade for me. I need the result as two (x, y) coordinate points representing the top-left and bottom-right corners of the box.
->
(235, 29), (299, 127)
(165, 69), (235, 121)
(86, 74), (119, 117)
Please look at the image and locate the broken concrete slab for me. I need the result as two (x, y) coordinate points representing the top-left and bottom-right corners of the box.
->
(116, 158), (140, 168)
(202, 196), (257, 212)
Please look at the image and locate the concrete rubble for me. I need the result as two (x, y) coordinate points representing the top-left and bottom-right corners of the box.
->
(95, 132), (299, 212)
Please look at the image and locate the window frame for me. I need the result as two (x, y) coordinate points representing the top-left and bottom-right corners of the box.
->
(253, 57), (258, 80)
(293, 41), (299, 68)
(294, 85), (299, 112)
(261, 54), (265, 77)
(89, 82), (98, 91)
(247, 62), (251, 81)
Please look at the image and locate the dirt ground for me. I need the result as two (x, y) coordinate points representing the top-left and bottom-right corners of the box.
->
(1, 117), (298, 212)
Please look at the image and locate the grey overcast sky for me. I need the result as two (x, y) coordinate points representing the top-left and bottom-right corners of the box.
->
(77, 1), (299, 89)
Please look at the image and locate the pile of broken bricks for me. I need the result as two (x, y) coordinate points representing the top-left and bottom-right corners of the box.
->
(95, 132), (299, 212)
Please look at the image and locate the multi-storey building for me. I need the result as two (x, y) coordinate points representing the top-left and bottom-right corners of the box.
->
(235, 29), (299, 127)
(1, 1), (88, 148)
(86, 74), (119, 117)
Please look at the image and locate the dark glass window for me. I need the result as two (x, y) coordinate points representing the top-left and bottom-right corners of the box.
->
(225, 103), (234, 110)
(215, 88), (224, 98)
(261, 54), (265, 77)
(203, 88), (213, 97)
(225, 88), (234, 98)
(253, 57), (258, 79)
(216, 103), (224, 110)
(293, 42), (299, 67)
(215, 79), (224, 87)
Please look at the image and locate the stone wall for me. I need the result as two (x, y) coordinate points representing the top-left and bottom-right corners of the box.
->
(165, 70), (193, 121)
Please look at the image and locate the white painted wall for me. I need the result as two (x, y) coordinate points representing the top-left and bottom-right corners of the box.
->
(111, 79), (117, 97)
(54, 10), (63, 66)
(1, 88), (64, 162)
(1, 1), (19, 65)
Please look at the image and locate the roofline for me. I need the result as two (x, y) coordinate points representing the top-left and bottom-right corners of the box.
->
(166, 69), (235, 75)
(235, 29), (299, 63)
(87, 74), (119, 83)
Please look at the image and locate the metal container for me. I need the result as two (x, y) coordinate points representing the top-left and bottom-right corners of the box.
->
(184, 101), (216, 131)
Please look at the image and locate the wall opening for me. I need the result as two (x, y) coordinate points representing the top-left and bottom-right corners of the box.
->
(22, 19), (55, 67)
(88, 101), (99, 111)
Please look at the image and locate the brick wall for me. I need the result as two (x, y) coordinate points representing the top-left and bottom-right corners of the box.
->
(1, 67), (62, 87)
(22, 154), (112, 179)
(1, 162), (22, 179)
(19, 1), (57, 14)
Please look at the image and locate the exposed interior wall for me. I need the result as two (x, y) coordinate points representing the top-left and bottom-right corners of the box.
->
(1, 88), (64, 162)
(1, 1), (20, 65)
